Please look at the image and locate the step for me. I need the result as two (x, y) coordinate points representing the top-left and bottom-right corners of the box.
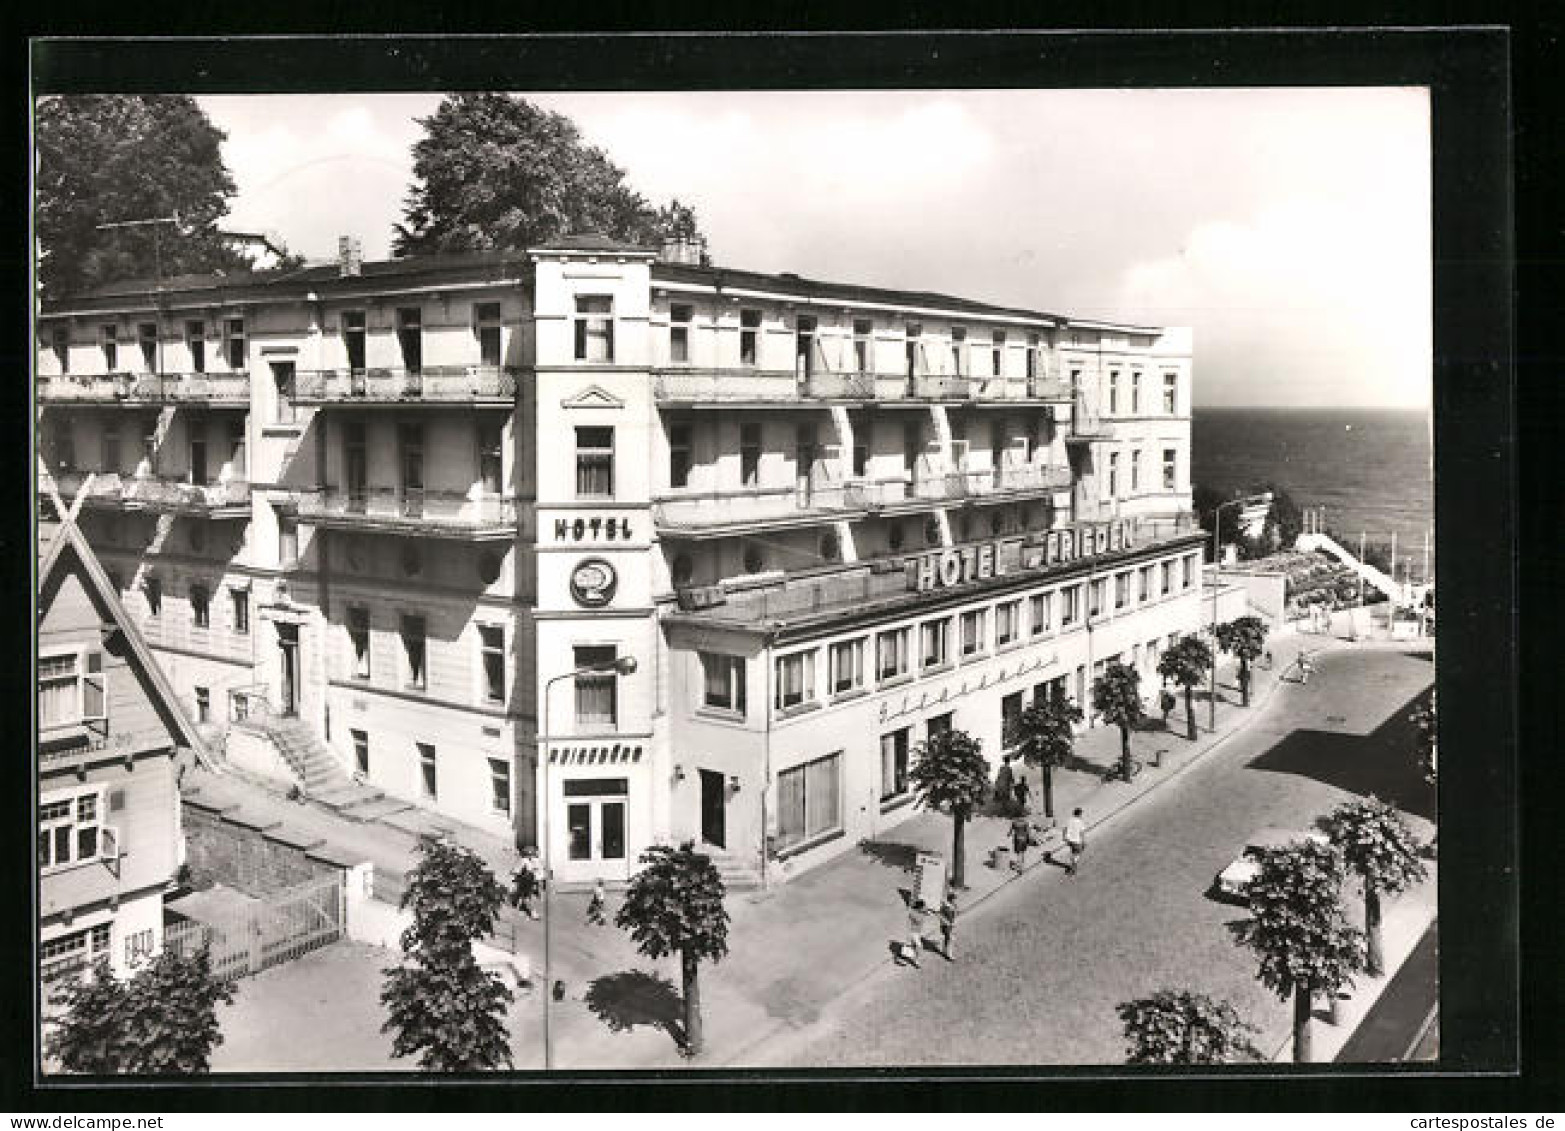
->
(311, 781), (381, 808)
(337, 795), (412, 823)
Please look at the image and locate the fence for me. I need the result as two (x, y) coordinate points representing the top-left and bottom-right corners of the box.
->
(162, 873), (346, 983)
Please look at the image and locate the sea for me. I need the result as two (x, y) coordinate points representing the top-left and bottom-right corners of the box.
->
(1191, 407), (1434, 577)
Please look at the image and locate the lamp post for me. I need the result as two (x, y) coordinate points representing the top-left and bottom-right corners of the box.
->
(1209, 492), (1272, 731)
(539, 653), (638, 1071)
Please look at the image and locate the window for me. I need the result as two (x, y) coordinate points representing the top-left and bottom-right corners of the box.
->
(101, 325), (119, 371)
(949, 327), (966, 375)
(905, 323), (922, 382)
(774, 650), (817, 711)
(700, 652), (746, 715)
(1130, 449), (1141, 492)
(479, 625), (505, 703)
(853, 319), (873, 372)
(574, 645), (619, 727)
(1139, 566), (1152, 602)
(1026, 334), (1039, 381)
(794, 315), (816, 378)
(99, 421), (119, 474)
(195, 686), (210, 723)
(38, 651), (106, 732)
(739, 308), (761, 366)
(342, 311), (367, 371)
(397, 307), (423, 372)
(828, 638), (865, 695)
(740, 423), (762, 486)
(51, 326), (70, 372)
(1107, 371), (1119, 414)
(1163, 372), (1178, 414)
(1075, 664), (1086, 708)
(227, 417), (246, 469)
(1030, 592), (1051, 636)
(476, 419), (504, 495)
(351, 729), (369, 776)
(575, 427), (614, 498)
(225, 318), (246, 370)
(475, 302), (502, 367)
(271, 361), (297, 424)
(1089, 579), (1105, 618)
(1106, 451), (1119, 500)
(574, 296), (614, 362)
(137, 323), (157, 371)
(145, 576), (162, 618)
(921, 618), (951, 669)
(1161, 561), (1173, 596)
(880, 728), (910, 802)
(399, 423), (425, 511)
(960, 609), (987, 656)
(669, 423), (692, 489)
(927, 712), (953, 741)
(489, 758), (511, 815)
(991, 330), (1006, 377)
(997, 600), (1021, 646)
(40, 923), (112, 984)
(401, 614), (426, 690)
(278, 516), (298, 565)
(1115, 572), (1130, 610)
(418, 743), (437, 800)
(1061, 584), (1081, 626)
(776, 752), (842, 850)
(669, 303), (693, 364)
(876, 628), (910, 681)
(850, 412), (869, 477)
(38, 791), (103, 871)
(903, 419), (922, 477)
(190, 584), (210, 629)
(1131, 372), (1142, 414)
(1002, 691), (1024, 747)
(186, 320), (206, 373)
(1183, 554), (1196, 590)
(1163, 448), (1178, 490)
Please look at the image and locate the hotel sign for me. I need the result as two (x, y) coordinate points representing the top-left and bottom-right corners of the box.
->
(1038, 518), (1136, 565)
(906, 518), (1137, 593)
(551, 515), (634, 543)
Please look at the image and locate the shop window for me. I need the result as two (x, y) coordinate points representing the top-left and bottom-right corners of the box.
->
(773, 649), (817, 711)
(880, 728), (910, 802)
(775, 752), (842, 851)
(700, 652), (746, 715)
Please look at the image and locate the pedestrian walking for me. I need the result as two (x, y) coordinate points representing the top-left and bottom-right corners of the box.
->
(993, 756), (1015, 814)
(585, 879), (607, 926)
(508, 850), (541, 920)
(1159, 687), (1176, 727)
(1063, 807), (1087, 876)
(1012, 773), (1031, 813)
(903, 899), (928, 967)
(937, 891), (958, 961)
(1009, 810), (1032, 872)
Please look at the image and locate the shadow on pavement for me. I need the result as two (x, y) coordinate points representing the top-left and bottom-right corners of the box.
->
(858, 839), (919, 871)
(1246, 689), (1436, 821)
(583, 969), (687, 1051)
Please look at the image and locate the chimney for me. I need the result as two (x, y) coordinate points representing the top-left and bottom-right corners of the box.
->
(337, 235), (362, 277)
(658, 236), (706, 266)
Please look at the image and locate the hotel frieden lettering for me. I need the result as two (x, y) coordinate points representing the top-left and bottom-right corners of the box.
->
(906, 518), (1137, 593)
(554, 515), (633, 542)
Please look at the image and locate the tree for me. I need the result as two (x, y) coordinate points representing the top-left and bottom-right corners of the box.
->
(1158, 634), (1214, 741)
(615, 841), (730, 1058)
(1319, 796), (1428, 977)
(1410, 690), (1437, 785)
(1006, 696), (1083, 821)
(908, 727), (991, 889)
(48, 947), (235, 1074)
(1215, 615), (1269, 707)
(394, 93), (707, 257)
(381, 835), (513, 1071)
(35, 95), (259, 298)
(1092, 659), (1144, 780)
(1116, 989), (1262, 1065)
(1231, 838), (1365, 1062)
(1194, 481), (1304, 558)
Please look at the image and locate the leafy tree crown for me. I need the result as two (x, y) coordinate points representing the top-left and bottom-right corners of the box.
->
(1092, 661), (1144, 729)
(615, 842), (731, 965)
(1158, 634), (1215, 689)
(1319, 795), (1428, 895)
(908, 727), (991, 817)
(1231, 839), (1365, 1000)
(1215, 616), (1269, 662)
(1116, 989), (1262, 1065)
(1007, 697), (1083, 770)
(398, 835), (507, 959)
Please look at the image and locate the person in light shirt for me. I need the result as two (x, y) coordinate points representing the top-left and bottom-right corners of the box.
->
(1063, 808), (1087, 876)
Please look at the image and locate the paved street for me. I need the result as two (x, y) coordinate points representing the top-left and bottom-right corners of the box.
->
(756, 644), (1436, 1067)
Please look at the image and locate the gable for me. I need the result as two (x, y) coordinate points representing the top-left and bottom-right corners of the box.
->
(560, 384), (626, 410)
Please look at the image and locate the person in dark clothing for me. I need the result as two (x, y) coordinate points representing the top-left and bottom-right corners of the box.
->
(1009, 810), (1033, 872)
(1013, 774), (1031, 813)
(993, 756), (1015, 814)
(937, 891), (958, 961)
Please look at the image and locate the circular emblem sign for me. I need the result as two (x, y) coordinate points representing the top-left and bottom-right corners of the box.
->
(570, 558), (618, 608)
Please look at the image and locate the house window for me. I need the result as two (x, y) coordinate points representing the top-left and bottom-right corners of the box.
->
(40, 923), (113, 985)
(418, 743), (437, 800)
(700, 652), (746, 715)
(850, 412), (869, 477)
(949, 327), (966, 376)
(145, 576), (162, 618)
(1183, 554), (1196, 590)
(739, 423), (762, 486)
(1061, 584), (1080, 626)
(573, 645), (619, 727)
(137, 323), (157, 371)
(401, 614), (426, 690)
(101, 325), (119, 371)
(828, 638), (865, 695)
(876, 627), (910, 681)
(795, 315), (817, 378)
(1163, 448), (1178, 490)
(575, 427), (614, 498)
(1161, 561), (1173, 596)
(775, 752), (842, 851)
(225, 318), (246, 370)
(51, 326), (70, 373)
(1089, 579), (1105, 619)
(669, 303), (693, 364)
(927, 712), (953, 741)
(1002, 691), (1024, 747)
(853, 319), (873, 372)
(991, 330), (1005, 377)
(38, 651), (105, 732)
(880, 728), (910, 802)
(1026, 334), (1039, 382)
(669, 423), (692, 489)
(1163, 372), (1178, 414)
(1107, 371), (1119, 414)
(190, 584), (210, 629)
(1130, 450), (1141, 492)
(479, 625), (505, 703)
(279, 516), (298, 566)
(185, 320), (206, 373)
(739, 308), (761, 366)
(271, 361), (297, 424)
(905, 323), (923, 382)
(489, 758), (511, 815)
(1131, 372), (1142, 414)
(195, 686), (210, 723)
(773, 649), (817, 712)
(351, 729), (369, 776)
(920, 618), (951, 670)
(342, 311), (367, 371)
(574, 296), (614, 362)
(1115, 572), (1130, 610)
(475, 302), (503, 367)
(1030, 592), (1051, 636)
(903, 419), (922, 478)
(1106, 452), (1119, 500)
(960, 609), (987, 657)
(38, 790), (103, 871)
(399, 423), (425, 510)
(1140, 566), (1152, 602)
(396, 307), (423, 372)
(997, 600), (1021, 646)
(477, 419), (504, 495)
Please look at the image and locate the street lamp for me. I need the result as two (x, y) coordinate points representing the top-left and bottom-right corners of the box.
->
(539, 652), (638, 1071)
(1209, 492), (1272, 731)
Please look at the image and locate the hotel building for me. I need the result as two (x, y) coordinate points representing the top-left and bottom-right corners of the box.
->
(35, 236), (1203, 885)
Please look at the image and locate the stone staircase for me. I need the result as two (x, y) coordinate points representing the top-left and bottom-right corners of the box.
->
(702, 846), (764, 892)
(259, 718), (399, 822)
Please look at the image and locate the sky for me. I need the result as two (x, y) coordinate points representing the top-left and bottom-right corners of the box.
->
(198, 89), (1431, 409)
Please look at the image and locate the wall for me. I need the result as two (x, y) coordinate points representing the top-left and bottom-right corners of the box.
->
(181, 798), (346, 896)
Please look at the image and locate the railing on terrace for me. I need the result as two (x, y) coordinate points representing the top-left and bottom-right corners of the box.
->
(36, 372), (250, 403)
(652, 367), (1070, 406)
(652, 369), (800, 403)
(653, 481), (857, 530)
(49, 470), (249, 513)
(39, 726), (177, 768)
(293, 487), (517, 532)
(292, 366), (519, 402)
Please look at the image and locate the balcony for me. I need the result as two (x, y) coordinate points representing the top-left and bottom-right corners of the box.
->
(48, 470), (251, 518)
(1067, 396), (1115, 441)
(37, 371), (250, 406)
(293, 487), (517, 540)
(291, 366), (519, 405)
(651, 366), (1070, 408)
(653, 481), (859, 536)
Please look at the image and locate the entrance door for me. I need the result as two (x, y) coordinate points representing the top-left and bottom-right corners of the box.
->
(277, 623), (300, 716)
(699, 770), (727, 849)
(560, 776), (630, 880)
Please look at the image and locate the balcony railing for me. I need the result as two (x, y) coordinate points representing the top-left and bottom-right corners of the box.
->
(1068, 395), (1115, 440)
(291, 366), (519, 403)
(653, 481), (859, 532)
(37, 371), (251, 405)
(292, 487), (517, 536)
(652, 369), (803, 404)
(651, 367), (1071, 407)
(49, 470), (251, 516)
